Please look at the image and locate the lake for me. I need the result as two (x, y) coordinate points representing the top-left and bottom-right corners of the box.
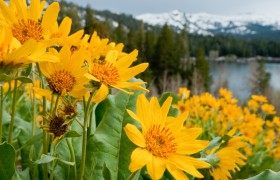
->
(210, 61), (280, 101)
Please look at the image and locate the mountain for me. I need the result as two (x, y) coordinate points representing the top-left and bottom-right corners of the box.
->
(135, 10), (280, 40)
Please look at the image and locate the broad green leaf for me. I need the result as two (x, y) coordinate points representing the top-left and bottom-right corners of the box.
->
(243, 169), (280, 180)
(0, 142), (16, 180)
(85, 78), (145, 180)
(102, 163), (111, 180)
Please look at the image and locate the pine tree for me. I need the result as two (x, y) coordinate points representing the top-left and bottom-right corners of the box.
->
(84, 5), (95, 35)
(125, 26), (137, 52)
(193, 47), (212, 94)
(111, 22), (126, 44)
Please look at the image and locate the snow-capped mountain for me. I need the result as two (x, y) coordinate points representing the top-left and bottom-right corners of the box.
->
(136, 10), (280, 36)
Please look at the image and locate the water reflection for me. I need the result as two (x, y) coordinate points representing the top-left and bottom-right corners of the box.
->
(210, 61), (280, 102)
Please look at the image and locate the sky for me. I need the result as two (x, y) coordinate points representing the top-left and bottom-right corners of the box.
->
(68, 0), (280, 16)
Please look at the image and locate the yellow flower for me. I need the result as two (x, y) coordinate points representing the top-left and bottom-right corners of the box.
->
(39, 46), (89, 98)
(261, 103), (276, 115)
(0, 27), (58, 76)
(88, 31), (125, 60)
(124, 94), (210, 180)
(248, 99), (259, 111)
(209, 147), (246, 180)
(44, 16), (84, 46)
(209, 133), (247, 180)
(178, 87), (190, 100)
(85, 49), (149, 101)
(0, 0), (60, 45)
(251, 95), (267, 103)
(219, 88), (238, 104)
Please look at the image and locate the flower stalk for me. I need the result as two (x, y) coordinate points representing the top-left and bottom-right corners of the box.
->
(8, 79), (18, 144)
(0, 85), (3, 143)
(78, 92), (95, 180)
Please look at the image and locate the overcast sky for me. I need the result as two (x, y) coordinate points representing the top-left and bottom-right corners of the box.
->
(67, 0), (280, 16)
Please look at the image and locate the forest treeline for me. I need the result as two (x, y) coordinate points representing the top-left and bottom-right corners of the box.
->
(52, 0), (276, 95)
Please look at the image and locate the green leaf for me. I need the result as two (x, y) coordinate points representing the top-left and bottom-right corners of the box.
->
(16, 133), (43, 152)
(11, 169), (30, 180)
(0, 73), (13, 82)
(35, 154), (57, 164)
(85, 78), (144, 180)
(15, 76), (33, 84)
(64, 130), (81, 138)
(0, 142), (16, 180)
(23, 64), (32, 76)
(243, 169), (280, 180)
(159, 91), (180, 105)
(159, 92), (179, 117)
(102, 163), (111, 180)
(35, 154), (74, 166)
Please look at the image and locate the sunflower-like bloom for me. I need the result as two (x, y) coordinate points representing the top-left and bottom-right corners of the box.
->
(41, 114), (70, 143)
(39, 46), (89, 98)
(0, 27), (58, 76)
(44, 16), (84, 47)
(85, 49), (149, 102)
(209, 132), (247, 180)
(88, 31), (125, 60)
(209, 147), (246, 180)
(0, 0), (60, 45)
(124, 94), (210, 180)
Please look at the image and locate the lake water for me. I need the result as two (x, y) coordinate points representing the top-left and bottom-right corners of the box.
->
(210, 61), (280, 101)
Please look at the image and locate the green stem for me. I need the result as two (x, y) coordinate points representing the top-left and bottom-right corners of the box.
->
(0, 86), (3, 143)
(49, 93), (55, 116)
(78, 93), (95, 180)
(37, 62), (48, 180)
(87, 103), (97, 137)
(127, 170), (139, 180)
(42, 96), (48, 180)
(32, 89), (36, 136)
(53, 94), (60, 115)
(8, 80), (18, 144)
(49, 142), (57, 180)
(67, 138), (77, 180)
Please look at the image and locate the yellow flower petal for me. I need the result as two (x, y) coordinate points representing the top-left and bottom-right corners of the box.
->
(146, 156), (166, 180)
(124, 124), (146, 148)
(91, 84), (109, 103)
(0, 0), (17, 24)
(176, 140), (209, 155)
(166, 163), (189, 180)
(41, 2), (59, 33)
(168, 155), (204, 178)
(137, 94), (152, 129)
(5, 39), (38, 63)
(129, 148), (152, 172)
(180, 156), (210, 169)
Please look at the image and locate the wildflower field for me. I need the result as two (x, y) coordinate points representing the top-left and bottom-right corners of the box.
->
(0, 0), (280, 180)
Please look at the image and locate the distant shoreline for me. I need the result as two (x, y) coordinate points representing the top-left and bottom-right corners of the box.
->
(206, 56), (280, 63)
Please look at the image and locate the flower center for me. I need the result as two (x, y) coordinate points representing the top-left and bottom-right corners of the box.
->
(49, 115), (67, 137)
(12, 19), (43, 44)
(48, 70), (76, 94)
(144, 125), (177, 158)
(91, 62), (119, 85)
